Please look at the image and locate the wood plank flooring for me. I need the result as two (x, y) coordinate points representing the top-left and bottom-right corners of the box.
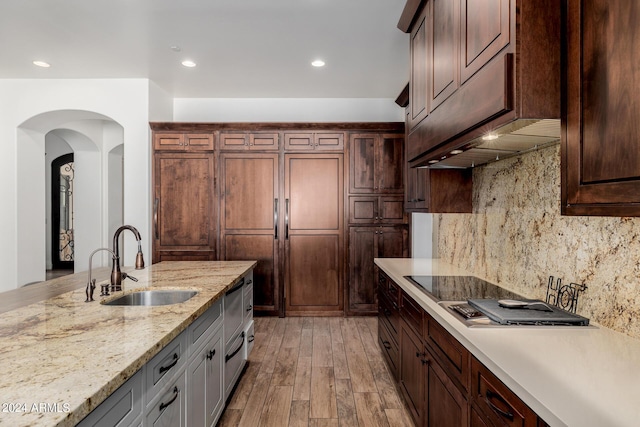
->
(218, 317), (413, 427)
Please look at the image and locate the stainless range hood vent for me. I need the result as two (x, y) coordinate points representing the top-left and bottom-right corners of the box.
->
(426, 119), (561, 169)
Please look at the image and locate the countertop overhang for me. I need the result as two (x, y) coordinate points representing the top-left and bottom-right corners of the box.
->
(375, 258), (640, 427)
(0, 260), (256, 427)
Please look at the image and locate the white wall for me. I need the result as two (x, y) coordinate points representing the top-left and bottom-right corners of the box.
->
(173, 98), (404, 122)
(0, 79), (152, 290)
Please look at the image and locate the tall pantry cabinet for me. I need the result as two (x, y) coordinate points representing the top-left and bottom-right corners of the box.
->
(151, 123), (406, 316)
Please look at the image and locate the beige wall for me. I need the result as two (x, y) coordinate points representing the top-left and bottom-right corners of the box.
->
(435, 144), (640, 339)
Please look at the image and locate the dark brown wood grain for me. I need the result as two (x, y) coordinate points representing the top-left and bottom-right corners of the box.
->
(562, 0), (640, 215)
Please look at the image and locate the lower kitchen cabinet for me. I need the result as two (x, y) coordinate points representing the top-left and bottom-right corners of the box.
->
(187, 327), (224, 427)
(347, 225), (408, 315)
(78, 270), (254, 427)
(145, 372), (187, 427)
(379, 272), (550, 427)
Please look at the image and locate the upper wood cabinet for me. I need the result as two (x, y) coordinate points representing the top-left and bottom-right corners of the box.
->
(284, 132), (345, 151)
(562, 0), (640, 216)
(403, 0), (560, 164)
(350, 134), (404, 193)
(153, 152), (216, 262)
(219, 132), (279, 151)
(405, 166), (472, 213)
(154, 133), (214, 151)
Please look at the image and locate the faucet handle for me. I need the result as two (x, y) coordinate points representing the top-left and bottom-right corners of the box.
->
(100, 282), (110, 296)
(85, 279), (96, 302)
(122, 272), (138, 282)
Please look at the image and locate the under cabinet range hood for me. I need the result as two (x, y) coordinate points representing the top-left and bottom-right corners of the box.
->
(423, 119), (561, 169)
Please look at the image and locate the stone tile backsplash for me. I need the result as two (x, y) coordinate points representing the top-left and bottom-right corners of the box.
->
(435, 144), (640, 339)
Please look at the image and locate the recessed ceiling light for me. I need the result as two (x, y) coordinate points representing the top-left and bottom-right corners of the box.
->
(311, 60), (325, 67)
(450, 149), (464, 155)
(428, 160), (439, 164)
(181, 60), (196, 68)
(482, 133), (499, 141)
(33, 60), (50, 68)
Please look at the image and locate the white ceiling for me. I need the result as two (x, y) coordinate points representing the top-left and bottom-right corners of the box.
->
(0, 0), (409, 98)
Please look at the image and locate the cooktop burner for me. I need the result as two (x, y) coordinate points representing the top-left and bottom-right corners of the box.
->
(404, 275), (523, 302)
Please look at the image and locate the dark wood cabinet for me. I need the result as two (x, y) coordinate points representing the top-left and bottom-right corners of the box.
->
(471, 357), (539, 427)
(402, 0), (560, 165)
(219, 153), (280, 315)
(284, 132), (345, 151)
(153, 133), (214, 151)
(349, 196), (405, 224)
(399, 318), (426, 427)
(409, 3), (430, 129)
(380, 273), (551, 427)
(350, 134), (404, 194)
(219, 132), (279, 151)
(562, 0), (640, 216)
(347, 226), (408, 314)
(405, 166), (472, 213)
(152, 152), (216, 262)
(284, 154), (344, 315)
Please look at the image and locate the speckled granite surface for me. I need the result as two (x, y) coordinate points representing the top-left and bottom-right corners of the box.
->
(0, 261), (255, 427)
(435, 144), (640, 339)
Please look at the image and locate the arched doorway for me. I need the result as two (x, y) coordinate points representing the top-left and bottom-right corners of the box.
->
(51, 153), (74, 271)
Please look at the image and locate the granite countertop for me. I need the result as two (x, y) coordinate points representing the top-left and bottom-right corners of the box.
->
(0, 260), (256, 427)
(375, 258), (640, 427)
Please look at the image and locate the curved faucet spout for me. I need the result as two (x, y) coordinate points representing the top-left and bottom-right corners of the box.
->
(111, 225), (145, 292)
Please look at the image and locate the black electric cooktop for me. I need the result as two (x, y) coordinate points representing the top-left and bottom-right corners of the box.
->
(404, 275), (523, 302)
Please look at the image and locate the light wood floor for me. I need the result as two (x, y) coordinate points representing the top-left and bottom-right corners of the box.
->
(218, 316), (413, 427)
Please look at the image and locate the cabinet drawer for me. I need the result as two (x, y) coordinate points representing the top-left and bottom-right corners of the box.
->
(145, 371), (186, 427)
(244, 280), (254, 324)
(224, 329), (247, 399)
(401, 290), (423, 336)
(471, 357), (538, 427)
(244, 319), (255, 360)
(77, 370), (143, 427)
(378, 319), (399, 379)
(188, 299), (222, 356)
(378, 272), (400, 307)
(378, 292), (399, 343)
(426, 315), (470, 392)
(145, 331), (187, 407)
(224, 277), (245, 346)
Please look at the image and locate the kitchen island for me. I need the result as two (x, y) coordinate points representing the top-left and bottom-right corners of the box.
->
(0, 260), (256, 427)
(375, 258), (640, 427)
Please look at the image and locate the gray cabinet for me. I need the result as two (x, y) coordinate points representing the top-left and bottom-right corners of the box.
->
(144, 371), (187, 427)
(76, 370), (143, 427)
(187, 327), (224, 427)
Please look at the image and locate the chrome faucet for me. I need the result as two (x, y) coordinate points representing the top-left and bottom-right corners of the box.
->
(110, 225), (145, 292)
(86, 248), (116, 302)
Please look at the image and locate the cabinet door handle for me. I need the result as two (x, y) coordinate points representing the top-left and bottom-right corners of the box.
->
(246, 304), (253, 312)
(285, 198), (289, 240)
(248, 334), (255, 343)
(206, 349), (216, 360)
(382, 340), (391, 349)
(485, 390), (515, 421)
(225, 332), (246, 362)
(154, 198), (159, 240)
(159, 386), (179, 412)
(226, 278), (245, 295)
(158, 353), (179, 374)
(274, 198), (279, 240)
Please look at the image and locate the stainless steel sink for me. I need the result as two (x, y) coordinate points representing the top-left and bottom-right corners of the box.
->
(103, 290), (197, 306)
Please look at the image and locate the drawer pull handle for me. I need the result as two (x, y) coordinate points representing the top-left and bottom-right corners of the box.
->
(225, 331), (246, 362)
(159, 386), (179, 412)
(485, 390), (515, 421)
(227, 279), (244, 295)
(246, 304), (253, 312)
(248, 334), (255, 343)
(158, 353), (179, 374)
(206, 349), (216, 360)
(382, 340), (392, 349)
